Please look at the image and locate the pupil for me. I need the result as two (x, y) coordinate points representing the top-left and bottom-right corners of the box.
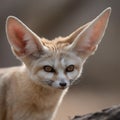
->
(46, 67), (51, 71)
(66, 65), (74, 72)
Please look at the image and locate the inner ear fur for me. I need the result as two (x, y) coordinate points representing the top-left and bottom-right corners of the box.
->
(65, 8), (111, 57)
(6, 16), (46, 58)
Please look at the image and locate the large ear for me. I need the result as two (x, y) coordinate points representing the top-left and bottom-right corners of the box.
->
(6, 16), (46, 58)
(65, 22), (91, 44)
(66, 7), (111, 57)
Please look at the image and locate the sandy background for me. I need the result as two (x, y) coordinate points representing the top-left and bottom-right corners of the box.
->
(0, 0), (120, 120)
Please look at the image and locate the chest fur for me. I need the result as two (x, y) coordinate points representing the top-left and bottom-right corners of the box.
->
(6, 80), (65, 120)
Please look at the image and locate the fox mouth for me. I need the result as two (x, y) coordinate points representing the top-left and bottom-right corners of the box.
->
(51, 82), (68, 90)
(58, 86), (68, 89)
(41, 80), (68, 89)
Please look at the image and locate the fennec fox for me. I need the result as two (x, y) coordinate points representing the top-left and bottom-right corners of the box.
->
(0, 8), (111, 120)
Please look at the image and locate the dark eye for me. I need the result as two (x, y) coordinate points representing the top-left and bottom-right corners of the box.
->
(66, 65), (74, 72)
(43, 66), (55, 72)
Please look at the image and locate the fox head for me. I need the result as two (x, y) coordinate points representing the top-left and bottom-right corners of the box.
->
(6, 8), (111, 89)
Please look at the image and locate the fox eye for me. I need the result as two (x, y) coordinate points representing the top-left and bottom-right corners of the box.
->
(43, 66), (55, 72)
(66, 65), (74, 72)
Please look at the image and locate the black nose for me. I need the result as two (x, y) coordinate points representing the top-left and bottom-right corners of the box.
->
(59, 82), (67, 87)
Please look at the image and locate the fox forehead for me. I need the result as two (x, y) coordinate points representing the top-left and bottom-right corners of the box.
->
(35, 49), (82, 69)
(38, 37), (82, 65)
(41, 37), (70, 51)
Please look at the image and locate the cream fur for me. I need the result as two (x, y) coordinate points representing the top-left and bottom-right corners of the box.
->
(0, 8), (111, 120)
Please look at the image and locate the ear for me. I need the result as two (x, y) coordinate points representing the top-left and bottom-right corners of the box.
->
(6, 16), (46, 58)
(66, 7), (111, 57)
(65, 21), (91, 44)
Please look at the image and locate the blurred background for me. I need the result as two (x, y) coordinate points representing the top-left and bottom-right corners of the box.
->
(0, 0), (120, 120)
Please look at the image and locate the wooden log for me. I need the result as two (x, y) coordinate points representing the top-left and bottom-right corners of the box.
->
(72, 105), (120, 120)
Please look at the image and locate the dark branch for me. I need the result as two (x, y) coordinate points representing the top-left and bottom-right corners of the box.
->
(72, 105), (120, 120)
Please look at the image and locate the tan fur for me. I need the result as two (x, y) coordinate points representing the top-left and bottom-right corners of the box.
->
(0, 66), (67, 120)
(0, 8), (111, 120)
